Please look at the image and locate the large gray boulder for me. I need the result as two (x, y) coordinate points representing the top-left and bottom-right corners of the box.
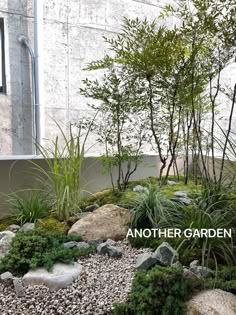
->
(153, 242), (178, 266)
(68, 204), (131, 241)
(186, 289), (236, 315)
(22, 263), (83, 291)
(135, 253), (158, 270)
(0, 231), (15, 257)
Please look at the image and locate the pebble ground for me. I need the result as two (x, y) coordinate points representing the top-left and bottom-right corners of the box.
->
(0, 241), (149, 315)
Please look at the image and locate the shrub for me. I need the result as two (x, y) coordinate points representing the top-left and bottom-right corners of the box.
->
(130, 185), (183, 229)
(6, 191), (49, 225)
(112, 266), (187, 315)
(0, 228), (95, 275)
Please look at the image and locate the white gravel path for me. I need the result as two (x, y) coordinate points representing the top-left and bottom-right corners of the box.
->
(0, 241), (150, 315)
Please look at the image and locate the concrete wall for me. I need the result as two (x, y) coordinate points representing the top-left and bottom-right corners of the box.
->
(0, 154), (161, 217)
(0, 0), (170, 155)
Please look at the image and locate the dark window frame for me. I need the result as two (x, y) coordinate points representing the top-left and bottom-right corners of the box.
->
(0, 18), (6, 94)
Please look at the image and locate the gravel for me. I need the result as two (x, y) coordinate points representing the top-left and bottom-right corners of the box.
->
(0, 240), (150, 315)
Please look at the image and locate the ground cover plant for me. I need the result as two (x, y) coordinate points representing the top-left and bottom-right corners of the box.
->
(0, 229), (95, 275)
(112, 266), (188, 315)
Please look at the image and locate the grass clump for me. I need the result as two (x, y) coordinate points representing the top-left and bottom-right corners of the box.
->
(0, 228), (95, 275)
(6, 190), (49, 225)
(112, 266), (187, 315)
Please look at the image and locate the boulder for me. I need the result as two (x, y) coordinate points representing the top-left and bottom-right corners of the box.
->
(68, 204), (131, 241)
(97, 243), (122, 257)
(133, 185), (149, 193)
(153, 242), (178, 266)
(135, 253), (158, 270)
(0, 231), (15, 257)
(22, 263), (82, 291)
(186, 289), (236, 315)
(19, 223), (35, 232)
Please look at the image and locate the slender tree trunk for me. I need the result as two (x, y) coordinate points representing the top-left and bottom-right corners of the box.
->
(219, 84), (236, 184)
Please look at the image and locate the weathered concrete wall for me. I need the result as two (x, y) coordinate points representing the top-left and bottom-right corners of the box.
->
(0, 154), (161, 217)
(0, 0), (168, 155)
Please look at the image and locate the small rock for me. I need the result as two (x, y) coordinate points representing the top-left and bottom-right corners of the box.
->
(133, 185), (149, 193)
(0, 271), (14, 286)
(0, 231), (15, 257)
(97, 243), (122, 257)
(135, 253), (157, 270)
(84, 204), (99, 212)
(178, 197), (192, 205)
(76, 242), (90, 249)
(19, 223), (35, 232)
(105, 239), (116, 246)
(174, 191), (188, 198)
(153, 242), (178, 266)
(183, 268), (202, 280)
(167, 180), (177, 185)
(5, 224), (21, 233)
(190, 260), (214, 278)
(63, 241), (79, 249)
(13, 278), (25, 297)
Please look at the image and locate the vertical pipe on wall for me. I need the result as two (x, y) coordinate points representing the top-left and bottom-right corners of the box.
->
(34, 0), (45, 151)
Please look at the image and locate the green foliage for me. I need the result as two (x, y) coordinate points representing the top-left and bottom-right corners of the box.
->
(112, 266), (187, 315)
(32, 123), (87, 221)
(0, 229), (95, 275)
(130, 185), (183, 229)
(193, 180), (234, 212)
(6, 190), (49, 225)
(81, 69), (147, 191)
(36, 217), (69, 234)
(187, 266), (236, 295)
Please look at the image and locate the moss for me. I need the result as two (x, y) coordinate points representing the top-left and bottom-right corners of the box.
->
(36, 217), (69, 234)
(80, 188), (138, 210)
(161, 180), (201, 199)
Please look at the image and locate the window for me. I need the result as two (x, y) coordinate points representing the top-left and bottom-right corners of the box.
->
(0, 18), (6, 93)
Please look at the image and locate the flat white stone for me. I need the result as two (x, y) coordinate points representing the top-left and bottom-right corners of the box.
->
(22, 263), (83, 291)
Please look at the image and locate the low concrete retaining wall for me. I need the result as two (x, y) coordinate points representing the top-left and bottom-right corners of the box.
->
(0, 154), (161, 217)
